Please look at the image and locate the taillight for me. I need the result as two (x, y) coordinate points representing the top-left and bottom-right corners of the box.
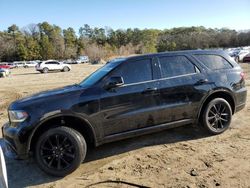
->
(240, 72), (246, 80)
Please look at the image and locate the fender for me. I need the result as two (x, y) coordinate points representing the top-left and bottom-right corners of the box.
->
(26, 111), (98, 153)
(196, 88), (236, 121)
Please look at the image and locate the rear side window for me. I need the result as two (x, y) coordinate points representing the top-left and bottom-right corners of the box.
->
(194, 55), (232, 70)
(159, 56), (196, 78)
(113, 59), (152, 84)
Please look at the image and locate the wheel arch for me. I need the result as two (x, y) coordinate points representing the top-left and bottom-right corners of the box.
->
(28, 114), (97, 154)
(198, 90), (235, 122)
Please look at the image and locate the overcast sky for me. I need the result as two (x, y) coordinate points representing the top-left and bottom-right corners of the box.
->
(0, 0), (249, 32)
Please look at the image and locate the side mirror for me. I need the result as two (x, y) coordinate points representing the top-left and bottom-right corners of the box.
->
(105, 76), (124, 89)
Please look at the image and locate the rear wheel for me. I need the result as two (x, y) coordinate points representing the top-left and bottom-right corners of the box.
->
(201, 98), (232, 135)
(35, 127), (87, 176)
(42, 68), (49, 73)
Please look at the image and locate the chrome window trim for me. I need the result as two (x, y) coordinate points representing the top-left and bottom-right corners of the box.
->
(120, 72), (198, 87)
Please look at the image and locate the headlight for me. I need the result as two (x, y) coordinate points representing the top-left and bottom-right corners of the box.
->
(8, 110), (28, 123)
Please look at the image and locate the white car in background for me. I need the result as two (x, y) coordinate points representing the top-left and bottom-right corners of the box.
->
(13, 61), (25, 68)
(24, 61), (38, 68)
(235, 50), (250, 62)
(76, 56), (89, 63)
(36, 60), (71, 73)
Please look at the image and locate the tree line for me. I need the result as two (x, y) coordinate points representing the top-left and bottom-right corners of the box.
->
(0, 22), (250, 62)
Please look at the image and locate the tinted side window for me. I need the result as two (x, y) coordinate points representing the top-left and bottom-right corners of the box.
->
(113, 59), (152, 84)
(159, 56), (196, 78)
(194, 55), (232, 70)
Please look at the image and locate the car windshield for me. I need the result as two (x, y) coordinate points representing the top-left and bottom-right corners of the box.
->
(79, 59), (125, 87)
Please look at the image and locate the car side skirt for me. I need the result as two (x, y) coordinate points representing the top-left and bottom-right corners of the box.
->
(99, 119), (194, 145)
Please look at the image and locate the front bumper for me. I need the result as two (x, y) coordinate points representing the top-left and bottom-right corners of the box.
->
(0, 138), (17, 159)
(1, 123), (29, 159)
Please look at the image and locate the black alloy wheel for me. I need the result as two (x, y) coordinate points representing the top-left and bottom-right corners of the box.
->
(202, 98), (232, 134)
(35, 127), (86, 176)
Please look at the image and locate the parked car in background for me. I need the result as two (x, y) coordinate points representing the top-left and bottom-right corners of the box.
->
(235, 50), (250, 62)
(0, 64), (10, 69)
(243, 53), (250, 62)
(7, 63), (17, 69)
(13, 61), (25, 68)
(0, 63), (16, 69)
(76, 56), (89, 63)
(0, 68), (10, 78)
(36, 60), (71, 73)
(64, 59), (78, 64)
(1, 50), (247, 176)
(226, 48), (239, 57)
(24, 61), (38, 68)
(242, 46), (250, 51)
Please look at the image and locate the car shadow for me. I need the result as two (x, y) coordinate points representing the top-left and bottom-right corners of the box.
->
(13, 72), (41, 76)
(6, 125), (211, 188)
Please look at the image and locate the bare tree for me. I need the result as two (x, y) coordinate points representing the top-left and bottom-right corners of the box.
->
(22, 23), (39, 38)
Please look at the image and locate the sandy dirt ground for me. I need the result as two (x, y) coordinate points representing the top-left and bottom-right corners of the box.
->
(0, 63), (249, 188)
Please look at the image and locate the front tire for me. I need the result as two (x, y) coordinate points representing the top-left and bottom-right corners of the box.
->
(63, 66), (70, 72)
(35, 127), (87, 177)
(201, 98), (232, 135)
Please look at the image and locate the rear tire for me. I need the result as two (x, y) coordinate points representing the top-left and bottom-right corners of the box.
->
(201, 98), (232, 135)
(35, 127), (87, 177)
(42, 68), (49, 73)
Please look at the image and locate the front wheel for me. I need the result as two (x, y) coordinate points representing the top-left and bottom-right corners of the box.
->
(42, 68), (49, 73)
(35, 127), (87, 176)
(63, 66), (70, 72)
(201, 98), (232, 135)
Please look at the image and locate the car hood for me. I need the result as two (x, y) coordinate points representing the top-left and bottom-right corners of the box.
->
(11, 84), (83, 108)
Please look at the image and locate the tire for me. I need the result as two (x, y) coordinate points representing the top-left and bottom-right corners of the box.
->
(201, 98), (232, 135)
(63, 66), (70, 72)
(43, 68), (49, 73)
(35, 126), (87, 177)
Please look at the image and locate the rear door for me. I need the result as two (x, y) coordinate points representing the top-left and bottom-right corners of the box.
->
(157, 55), (209, 123)
(99, 58), (162, 136)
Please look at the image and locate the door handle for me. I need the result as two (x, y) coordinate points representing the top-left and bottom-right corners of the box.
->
(142, 88), (158, 94)
(195, 79), (209, 85)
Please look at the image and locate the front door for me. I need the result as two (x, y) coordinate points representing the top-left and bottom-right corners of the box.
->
(100, 58), (162, 137)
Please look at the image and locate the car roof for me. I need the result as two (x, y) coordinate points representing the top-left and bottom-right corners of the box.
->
(122, 50), (228, 61)
(43, 60), (58, 63)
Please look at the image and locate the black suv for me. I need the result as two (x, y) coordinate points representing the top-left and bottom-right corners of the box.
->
(1, 50), (247, 176)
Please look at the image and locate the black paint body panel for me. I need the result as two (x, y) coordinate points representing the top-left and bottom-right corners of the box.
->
(2, 50), (247, 159)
